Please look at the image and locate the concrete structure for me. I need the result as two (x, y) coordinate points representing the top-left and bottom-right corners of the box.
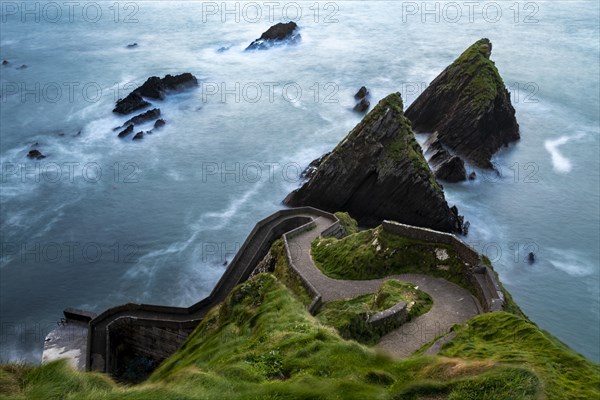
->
(382, 220), (505, 312)
(43, 207), (504, 378)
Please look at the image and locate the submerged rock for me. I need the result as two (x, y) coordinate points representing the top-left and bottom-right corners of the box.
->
(246, 22), (300, 50)
(132, 131), (144, 140)
(27, 149), (46, 159)
(126, 43), (138, 48)
(405, 38), (519, 168)
(17, 64), (27, 70)
(117, 125), (134, 138)
(113, 73), (198, 114)
(284, 92), (464, 233)
(153, 119), (166, 129)
(353, 98), (370, 113)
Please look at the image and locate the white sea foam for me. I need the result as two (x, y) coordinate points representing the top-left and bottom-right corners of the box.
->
(544, 133), (586, 173)
(547, 248), (594, 277)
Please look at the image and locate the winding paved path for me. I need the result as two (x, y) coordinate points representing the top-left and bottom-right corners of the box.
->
(50, 208), (481, 374)
(287, 215), (480, 358)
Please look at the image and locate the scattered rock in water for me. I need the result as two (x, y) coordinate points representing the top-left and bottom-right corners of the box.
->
(123, 108), (161, 127)
(27, 149), (46, 159)
(528, 252), (535, 264)
(405, 38), (519, 169)
(132, 131), (144, 140)
(135, 73), (198, 100)
(17, 64), (27, 70)
(113, 92), (151, 115)
(217, 46), (231, 53)
(126, 43), (138, 48)
(462, 221), (470, 236)
(2, 60), (9, 66)
(246, 22), (301, 50)
(153, 119), (166, 129)
(284, 92), (464, 233)
(468, 171), (476, 180)
(118, 125), (134, 138)
(353, 97), (370, 113)
(113, 73), (198, 114)
(354, 86), (368, 99)
(352, 86), (370, 113)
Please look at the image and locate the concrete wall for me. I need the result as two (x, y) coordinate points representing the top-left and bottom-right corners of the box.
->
(382, 220), (504, 312)
(65, 207), (337, 376)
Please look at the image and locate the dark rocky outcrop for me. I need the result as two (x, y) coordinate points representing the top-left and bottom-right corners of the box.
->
(113, 73), (198, 114)
(424, 132), (467, 183)
(27, 149), (46, 159)
(153, 119), (166, 129)
(135, 73), (198, 100)
(405, 38), (519, 168)
(284, 93), (464, 233)
(431, 154), (467, 183)
(353, 86), (371, 113)
(118, 125), (134, 138)
(113, 93), (150, 115)
(246, 22), (301, 50)
(123, 108), (161, 127)
(2, 60), (8, 65)
(300, 152), (330, 181)
(132, 131), (144, 140)
(354, 86), (368, 99)
(126, 43), (138, 48)
(353, 98), (370, 113)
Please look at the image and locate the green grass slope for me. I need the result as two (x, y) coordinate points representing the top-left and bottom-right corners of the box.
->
(1, 273), (597, 399)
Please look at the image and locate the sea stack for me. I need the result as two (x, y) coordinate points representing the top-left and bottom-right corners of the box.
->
(284, 93), (464, 233)
(246, 22), (301, 50)
(405, 38), (519, 169)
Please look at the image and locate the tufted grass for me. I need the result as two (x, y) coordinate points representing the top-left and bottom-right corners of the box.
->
(1, 274), (596, 399)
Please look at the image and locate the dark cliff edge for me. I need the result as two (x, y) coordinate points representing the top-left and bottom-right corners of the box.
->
(405, 38), (519, 169)
(284, 93), (464, 233)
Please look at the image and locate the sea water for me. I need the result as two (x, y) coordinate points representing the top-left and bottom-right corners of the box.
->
(1, 0), (598, 362)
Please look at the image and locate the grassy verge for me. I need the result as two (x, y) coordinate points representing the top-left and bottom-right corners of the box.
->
(438, 312), (600, 400)
(312, 226), (475, 294)
(334, 211), (358, 237)
(316, 280), (432, 345)
(0, 274), (597, 399)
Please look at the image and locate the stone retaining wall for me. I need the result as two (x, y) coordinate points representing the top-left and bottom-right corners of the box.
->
(382, 220), (504, 312)
(62, 207), (336, 376)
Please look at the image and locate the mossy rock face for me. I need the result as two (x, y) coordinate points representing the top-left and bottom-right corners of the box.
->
(285, 93), (463, 233)
(406, 38), (519, 169)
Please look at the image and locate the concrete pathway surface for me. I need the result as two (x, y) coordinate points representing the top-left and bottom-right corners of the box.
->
(287, 216), (480, 358)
